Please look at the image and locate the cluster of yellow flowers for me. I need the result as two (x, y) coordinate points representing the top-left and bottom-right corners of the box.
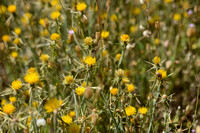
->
(24, 68), (39, 84)
(125, 106), (148, 116)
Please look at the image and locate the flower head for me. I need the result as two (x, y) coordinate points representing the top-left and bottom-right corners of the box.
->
(51, 33), (60, 41)
(173, 13), (181, 21)
(127, 84), (134, 92)
(138, 107), (148, 115)
(153, 56), (160, 65)
(61, 115), (72, 124)
(69, 111), (76, 117)
(65, 75), (74, 84)
(9, 96), (16, 103)
(37, 118), (46, 127)
(110, 88), (118, 96)
(101, 31), (109, 39)
(50, 11), (61, 19)
(11, 80), (22, 90)
(8, 5), (16, 13)
(116, 54), (121, 61)
(84, 56), (96, 67)
(11, 51), (18, 58)
(84, 37), (93, 45)
(75, 87), (85, 96)
(3, 104), (15, 115)
(68, 124), (81, 133)
(14, 28), (21, 35)
(121, 34), (130, 42)
(125, 106), (136, 116)
(111, 14), (118, 21)
(156, 69), (167, 80)
(44, 98), (63, 113)
(2, 35), (10, 42)
(40, 54), (50, 62)
(76, 2), (87, 11)
(24, 69), (39, 84)
(13, 38), (20, 45)
(0, 5), (6, 14)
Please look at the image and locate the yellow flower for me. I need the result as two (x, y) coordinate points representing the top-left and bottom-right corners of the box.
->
(173, 13), (181, 21)
(110, 14), (118, 21)
(84, 37), (93, 45)
(110, 88), (118, 96)
(122, 77), (130, 84)
(2, 35), (10, 42)
(84, 56), (96, 67)
(133, 7), (141, 15)
(11, 80), (22, 90)
(155, 38), (160, 45)
(44, 98), (63, 113)
(164, 0), (173, 3)
(3, 104), (15, 115)
(27, 116), (31, 127)
(61, 115), (72, 124)
(24, 69), (39, 84)
(125, 106), (136, 116)
(39, 18), (49, 27)
(1, 99), (6, 106)
(130, 26), (136, 33)
(81, 81), (87, 87)
(8, 5), (16, 13)
(9, 96), (16, 103)
(25, 12), (32, 19)
(65, 75), (74, 84)
(153, 56), (160, 65)
(101, 12), (107, 19)
(51, 33), (60, 41)
(40, 54), (50, 62)
(138, 107), (148, 115)
(69, 111), (76, 117)
(124, 70), (130, 77)
(115, 54), (121, 61)
(103, 50), (108, 56)
(121, 34), (130, 42)
(33, 101), (38, 108)
(51, 0), (59, 6)
(28, 67), (36, 73)
(68, 124), (81, 133)
(50, 11), (61, 19)
(0, 5), (6, 14)
(75, 87), (85, 96)
(11, 51), (18, 58)
(14, 28), (21, 35)
(127, 84), (134, 92)
(156, 69), (167, 80)
(76, 2), (87, 11)
(13, 38), (20, 45)
(101, 31), (109, 39)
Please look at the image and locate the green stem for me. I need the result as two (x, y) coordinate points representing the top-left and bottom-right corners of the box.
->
(148, 81), (161, 133)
